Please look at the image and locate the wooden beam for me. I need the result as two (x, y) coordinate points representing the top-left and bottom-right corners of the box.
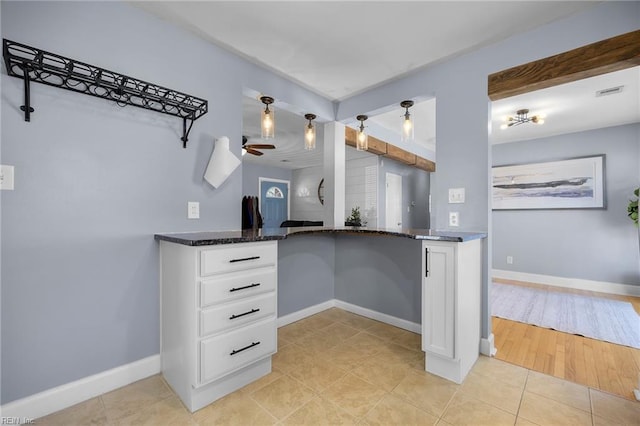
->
(345, 126), (435, 172)
(488, 29), (640, 101)
(385, 144), (416, 165)
(345, 126), (387, 155)
(415, 155), (436, 172)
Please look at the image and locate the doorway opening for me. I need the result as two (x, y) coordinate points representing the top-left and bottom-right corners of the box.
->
(385, 172), (403, 230)
(259, 177), (290, 228)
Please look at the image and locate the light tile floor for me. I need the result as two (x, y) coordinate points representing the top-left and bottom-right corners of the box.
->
(37, 308), (640, 425)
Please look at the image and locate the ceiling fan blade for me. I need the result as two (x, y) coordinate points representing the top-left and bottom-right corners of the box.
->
(246, 148), (264, 156)
(246, 144), (275, 149)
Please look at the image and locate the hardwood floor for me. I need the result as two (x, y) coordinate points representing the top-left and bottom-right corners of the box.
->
(492, 278), (640, 401)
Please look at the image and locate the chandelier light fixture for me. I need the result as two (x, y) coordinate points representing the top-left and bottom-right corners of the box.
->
(501, 108), (545, 129)
(260, 96), (275, 139)
(304, 113), (316, 150)
(400, 100), (414, 142)
(356, 115), (368, 151)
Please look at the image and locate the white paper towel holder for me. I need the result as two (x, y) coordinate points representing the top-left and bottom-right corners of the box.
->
(203, 136), (241, 188)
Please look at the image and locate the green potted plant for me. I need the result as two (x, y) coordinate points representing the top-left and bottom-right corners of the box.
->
(629, 187), (638, 226)
(346, 206), (364, 227)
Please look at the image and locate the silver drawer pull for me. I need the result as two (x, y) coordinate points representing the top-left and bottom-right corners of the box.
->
(230, 341), (260, 356)
(229, 308), (260, 320)
(229, 256), (260, 263)
(229, 283), (260, 292)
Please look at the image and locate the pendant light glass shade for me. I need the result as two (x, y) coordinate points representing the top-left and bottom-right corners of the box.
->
(400, 100), (414, 142)
(356, 115), (368, 151)
(260, 96), (275, 139)
(304, 113), (316, 150)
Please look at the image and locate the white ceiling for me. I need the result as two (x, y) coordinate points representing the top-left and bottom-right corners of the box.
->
(133, 1), (638, 169)
(133, 1), (596, 101)
(491, 67), (640, 145)
(242, 95), (393, 169)
(242, 95), (325, 169)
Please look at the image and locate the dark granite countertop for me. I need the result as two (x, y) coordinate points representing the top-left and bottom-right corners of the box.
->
(154, 226), (486, 246)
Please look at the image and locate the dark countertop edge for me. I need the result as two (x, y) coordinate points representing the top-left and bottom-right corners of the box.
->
(154, 227), (487, 246)
(154, 233), (286, 246)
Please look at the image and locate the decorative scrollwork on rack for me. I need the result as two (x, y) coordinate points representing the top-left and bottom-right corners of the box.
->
(2, 39), (208, 148)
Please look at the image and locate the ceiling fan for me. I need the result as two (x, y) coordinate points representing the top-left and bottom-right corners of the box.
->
(242, 136), (275, 156)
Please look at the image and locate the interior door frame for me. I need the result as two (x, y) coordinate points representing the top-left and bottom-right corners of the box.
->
(486, 29), (640, 362)
(385, 172), (403, 229)
(258, 177), (291, 221)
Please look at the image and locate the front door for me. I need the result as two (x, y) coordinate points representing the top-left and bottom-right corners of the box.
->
(259, 178), (289, 228)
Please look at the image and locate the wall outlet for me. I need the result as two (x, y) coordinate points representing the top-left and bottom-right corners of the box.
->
(0, 165), (15, 190)
(449, 211), (459, 227)
(188, 201), (200, 219)
(448, 187), (465, 204)
(506, 256), (513, 264)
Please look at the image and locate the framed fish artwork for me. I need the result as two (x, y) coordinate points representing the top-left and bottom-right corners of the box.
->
(492, 155), (605, 210)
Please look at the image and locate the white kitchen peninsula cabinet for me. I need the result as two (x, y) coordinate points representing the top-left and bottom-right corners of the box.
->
(421, 238), (481, 383)
(159, 240), (278, 412)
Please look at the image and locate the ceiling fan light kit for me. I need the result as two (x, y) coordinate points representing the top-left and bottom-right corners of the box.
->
(260, 95), (275, 139)
(400, 100), (414, 142)
(501, 108), (545, 129)
(242, 135), (275, 156)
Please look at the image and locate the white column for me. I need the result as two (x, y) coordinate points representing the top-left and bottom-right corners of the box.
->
(323, 122), (345, 227)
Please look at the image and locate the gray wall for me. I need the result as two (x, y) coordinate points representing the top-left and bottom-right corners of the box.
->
(242, 162), (292, 197)
(492, 124), (640, 286)
(278, 235), (335, 317)
(280, 233), (423, 325)
(0, 1), (332, 404)
(337, 1), (639, 339)
(1, 0), (637, 405)
(334, 235), (423, 324)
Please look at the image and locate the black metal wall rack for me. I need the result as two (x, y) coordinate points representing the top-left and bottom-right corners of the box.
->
(2, 39), (208, 148)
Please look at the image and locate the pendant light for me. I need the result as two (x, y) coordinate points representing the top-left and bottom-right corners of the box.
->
(356, 115), (368, 151)
(400, 100), (414, 142)
(304, 113), (316, 150)
(260, 96), (275, 139)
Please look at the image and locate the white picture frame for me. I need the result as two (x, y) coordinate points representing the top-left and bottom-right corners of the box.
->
(492, 155), (606, 210)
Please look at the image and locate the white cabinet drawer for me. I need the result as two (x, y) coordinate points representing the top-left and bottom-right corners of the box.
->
(200, 242), (277, 276)
(200, 292), (276, 337)
(199, 318), (276, 385)
(200, 268), (276, 307)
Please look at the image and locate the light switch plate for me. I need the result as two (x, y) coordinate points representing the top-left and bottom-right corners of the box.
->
(188, 201), (200, 219)
(448, 187), (465, 204)
(0, 165), (15, 190)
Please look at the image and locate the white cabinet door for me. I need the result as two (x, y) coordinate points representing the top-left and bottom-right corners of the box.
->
(422, 243), (455, 358)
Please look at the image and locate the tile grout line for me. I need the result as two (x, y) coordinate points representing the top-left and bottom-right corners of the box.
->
(589, 387), (595, 426)
(514, 369), (530, 424)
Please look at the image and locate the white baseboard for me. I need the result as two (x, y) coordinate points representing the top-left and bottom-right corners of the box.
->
(480, 333), (497, 357)
(0, 354), (160, 423)
(493, 269), (640, 297)
(334, 300), (422, 334)
(8, 302), (421, 422)
(277, 300), (336, 327)
(277, 299), (422, 334)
